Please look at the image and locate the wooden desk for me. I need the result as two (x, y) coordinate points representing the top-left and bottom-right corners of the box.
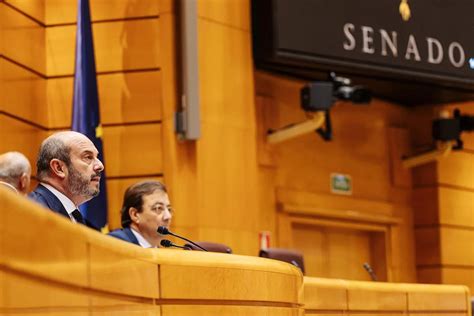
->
(0, 187), (304, 315)
(304, 276), (471, 316)
(1, 187), (470, 316)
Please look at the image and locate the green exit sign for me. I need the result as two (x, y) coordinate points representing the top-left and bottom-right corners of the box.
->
(331, 173), (352, 195)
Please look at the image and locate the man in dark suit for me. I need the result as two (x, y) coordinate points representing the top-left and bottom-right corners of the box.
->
(29, 131), (104, 229)
(108, 181), (172, 248)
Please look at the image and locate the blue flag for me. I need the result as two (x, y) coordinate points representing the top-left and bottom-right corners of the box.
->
(72, 0), (108, 231)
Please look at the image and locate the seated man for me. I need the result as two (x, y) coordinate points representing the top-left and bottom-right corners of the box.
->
(0, 151), (31, 195)
(29, 131), (104, 228)
(108, 180), (172, 248)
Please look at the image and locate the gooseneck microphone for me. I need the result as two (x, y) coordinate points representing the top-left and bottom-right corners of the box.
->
(363, 262), (378, 281)
(160, 239), (187, 249)
(157, 226), (208, 251)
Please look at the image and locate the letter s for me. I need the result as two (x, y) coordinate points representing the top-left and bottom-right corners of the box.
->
(343, 23), (356, 51)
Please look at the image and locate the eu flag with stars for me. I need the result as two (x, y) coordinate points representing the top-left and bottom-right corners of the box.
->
(72, 0), (108, 231)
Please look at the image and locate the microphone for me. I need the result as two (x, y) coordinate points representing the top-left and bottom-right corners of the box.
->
(160, 239), (188, 249)
(363, 262), (377, 281)
(157, 226), (208, 251)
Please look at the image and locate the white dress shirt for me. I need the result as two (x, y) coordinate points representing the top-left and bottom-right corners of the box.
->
(130, 228), (155, 248)
(41, 183), (79, 222)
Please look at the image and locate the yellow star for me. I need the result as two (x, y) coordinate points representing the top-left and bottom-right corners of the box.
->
(95, 125), (103, 139)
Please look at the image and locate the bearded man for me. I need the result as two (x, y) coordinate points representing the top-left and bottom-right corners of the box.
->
(29, 131), (104, 229)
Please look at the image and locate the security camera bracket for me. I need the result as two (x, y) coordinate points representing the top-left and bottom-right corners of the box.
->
(267, 112), (326, 144)
(402, 141), (455, 169)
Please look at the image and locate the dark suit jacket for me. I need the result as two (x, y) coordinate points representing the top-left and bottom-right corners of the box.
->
(29, 184), (98, 230)
(108, 227), (140, 246)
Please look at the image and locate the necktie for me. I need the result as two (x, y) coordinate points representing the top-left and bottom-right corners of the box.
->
(71, 209), (85, 224)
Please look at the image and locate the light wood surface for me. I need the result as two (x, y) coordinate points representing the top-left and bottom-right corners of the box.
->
(255, 71), (417, 282)
(412, 101), (474, 293)
(1, 59), (47, 126)
(1, 3), (45, 74)
(4, 0), (45, 23)
(45, 0), (160, 25)
(47, 71), (162, 127)
(46, 18), (160, 76)
(304, 277), (471, 316)
(0, 187), (303, 315)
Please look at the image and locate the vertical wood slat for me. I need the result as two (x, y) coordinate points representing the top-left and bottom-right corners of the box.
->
(46, 18), (161, 77)
(1, 2), (45, 74)
(47, 71), (162, 128)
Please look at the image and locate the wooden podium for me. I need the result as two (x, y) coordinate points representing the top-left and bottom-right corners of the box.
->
(0, 187), (304, 315)
(0, 187), (470, 316)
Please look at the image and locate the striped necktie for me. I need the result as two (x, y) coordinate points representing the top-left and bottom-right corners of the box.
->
(71, 209), (85, 224)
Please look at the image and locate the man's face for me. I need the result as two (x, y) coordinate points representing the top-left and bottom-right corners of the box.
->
(137, 190), (172, 246)
(66, 136), (104, 203)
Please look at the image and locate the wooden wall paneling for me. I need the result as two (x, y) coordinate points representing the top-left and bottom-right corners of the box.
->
(198, 19), (255, 130)
(2, 4), (45, 74)
(277, 189), (395, 218)
(417, 267), (442, 284)
(415, 227), (441, 266)
(195, 15), (259, 256)
(47, 71), (162, 128)
(106, 177), (164, 230)
(437, 152), (474, 190)
(413, 162), (438, 187)
(277, 211), (293, 248)
(4, 0), (45, 23)
(46, 18), (160, 77)
(256, 96), (277, 167)
(257, 166), (277, 238)
(158, 11), (201, 233)
(98, 71), (163, 125)
(387, 127), (412, 189)
(45, 0), (160, 25)
(254, 71), (305, 106)
(0, 116), (45, 168)
(389, 220), (417, 282)
(0, 4), (3, 58)
(191, 226), (260, 257)
(1, 59), (47, 126)
(291, 221), (375, 280)
(370, 231), (389, 281)
(413, 187), (439, 226)
(273, 102), (393, 201)
(440, 267), (474, 293)
(197, 126), (258, 229)
(198, 0), (250, 31)
(438, 187), (474, 228)
(439, 227), (474, 266)
(102, 123), (163, 178)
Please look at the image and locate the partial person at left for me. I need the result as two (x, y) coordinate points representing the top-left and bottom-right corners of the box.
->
(0, 151), (31, 195)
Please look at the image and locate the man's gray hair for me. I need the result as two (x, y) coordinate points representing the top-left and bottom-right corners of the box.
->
(36, 137), (71, 181)
(0, 152), (31, 187)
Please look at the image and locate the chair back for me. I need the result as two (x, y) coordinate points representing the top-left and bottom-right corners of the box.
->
(259, 248), (305, 273)
(185, 241), (232, 254)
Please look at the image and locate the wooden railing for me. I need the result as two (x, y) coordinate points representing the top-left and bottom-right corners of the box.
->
(0, 187), (470, 315)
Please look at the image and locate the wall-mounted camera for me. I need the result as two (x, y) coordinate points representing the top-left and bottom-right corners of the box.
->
(402, 109), (474, 168)
(265, 72), (373, 143)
